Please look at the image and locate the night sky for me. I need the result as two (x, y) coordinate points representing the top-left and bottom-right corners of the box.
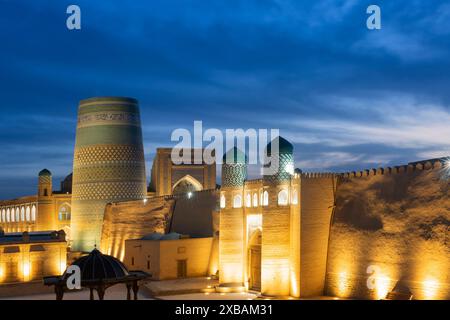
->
(1, 0), (449, 199)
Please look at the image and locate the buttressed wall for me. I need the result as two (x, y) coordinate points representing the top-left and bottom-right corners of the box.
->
(101, 196), (175, 261)
(101, 189), (218, 261)
(71, 97), (147, 252)
(325, 160), (450, 300)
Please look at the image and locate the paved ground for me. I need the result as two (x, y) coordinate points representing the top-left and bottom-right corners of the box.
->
(158, 292), (257, 300)
(3, 284), (153, 300)
(145, 277), (219, 296)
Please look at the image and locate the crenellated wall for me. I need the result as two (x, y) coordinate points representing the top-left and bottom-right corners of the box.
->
(299, 174), (337, 297)
(325, 158), (450, 300)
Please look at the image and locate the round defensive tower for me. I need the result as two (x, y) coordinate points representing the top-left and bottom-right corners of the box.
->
(221, 147), (247, 187)
(37, 168), (55, 231)
(71, 97), (147, 252)
(263, 136), (294, 182)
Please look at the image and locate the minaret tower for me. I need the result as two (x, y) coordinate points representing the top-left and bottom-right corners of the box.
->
(261, 136), (294, 296)
(219, 147), (247, 288)
(37, 169), (56, 230)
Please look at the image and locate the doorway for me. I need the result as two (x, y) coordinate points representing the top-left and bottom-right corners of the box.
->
(248, 229), (261, 291)
(177, 259), (187, 278)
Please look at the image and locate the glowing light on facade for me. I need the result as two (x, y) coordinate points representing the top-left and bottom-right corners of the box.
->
(220, 194), (226, 208)
(60, 261), (67, 275)
(337, 271), (349, 296)
(277, 189), (288, 206)
(423, 278), (439, 300)
(233, 194), (242, 208)
(284, 163), (294, 175)
(375, 274), (390, 299)
(22, 261), (30, 281)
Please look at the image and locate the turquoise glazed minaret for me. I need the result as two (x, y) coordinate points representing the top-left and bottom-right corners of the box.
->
(221, 147), (247, 187)
(71, 97), (147, 252)
(263, 136), (294, 182)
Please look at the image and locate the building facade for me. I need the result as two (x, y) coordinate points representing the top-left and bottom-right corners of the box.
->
(0, 169), (72, 235)
(149, 148), (216, 196)
(0, 230), (67, 284)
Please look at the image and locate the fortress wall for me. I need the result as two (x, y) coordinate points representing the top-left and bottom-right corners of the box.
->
(100, 196), (175, 261)
(325, 160), (450, 299)
(299, 174), (337, 297)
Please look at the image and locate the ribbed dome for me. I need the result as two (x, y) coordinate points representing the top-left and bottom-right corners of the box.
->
(39, 169), (52, 177)
(141, 232), (182, 240)
(141, 232), (164, 240)
(160, 232), (182, 240)
(222, 147), (247, 164)
(266, 136), (293, 155)
(64, 249), (129, 281)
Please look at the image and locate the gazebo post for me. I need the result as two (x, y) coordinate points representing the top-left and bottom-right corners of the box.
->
(132, 281), (139, 300)
(89, 288), (94, 300)
(97, 285), (105, 300)
(55, 284), (64, 300)
(126, 283), (132, 300)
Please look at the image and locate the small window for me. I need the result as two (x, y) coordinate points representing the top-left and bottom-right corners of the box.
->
(233, 194), (242, 208)
(31, 206), (36, 221)
(131, 257), (135, 266)
(4, 246), (20, 253)
(25, 206), (30, 221)
(263, 191), (269, 206)
(278, 189), (289, 206)
(220, 194), (226, 209)
(292, 189), (298, 205)
(147, 260), (150, 270)
(253, 193), (258, 207)
(30, 245), (45, 252)
(58, 205), (71, 221)
(177, 260), (187, 278)
(246, 193), (251, 208)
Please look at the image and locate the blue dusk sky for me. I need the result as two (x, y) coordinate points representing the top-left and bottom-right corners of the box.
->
(1, 0), (450, 199)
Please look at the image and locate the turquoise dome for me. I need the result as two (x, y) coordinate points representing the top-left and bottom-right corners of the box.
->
(266, 136), (293, 155)
(222, 147), (247, 164)
(39, 169), (52, 177)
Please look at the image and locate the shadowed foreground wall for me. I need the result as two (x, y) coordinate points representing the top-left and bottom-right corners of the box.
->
(325, 162), (450, 300)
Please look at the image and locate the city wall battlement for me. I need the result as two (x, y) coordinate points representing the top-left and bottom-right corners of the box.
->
(337, 158), (445, 179)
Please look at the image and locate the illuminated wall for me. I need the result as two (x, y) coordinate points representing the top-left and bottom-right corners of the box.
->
(0, 241), (66, 284)
(299, 174), (337, 297)
(125, 237), (214, 280)
(325, 160), (449, 300)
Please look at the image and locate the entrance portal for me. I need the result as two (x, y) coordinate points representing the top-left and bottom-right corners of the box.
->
(248, 229), (261, 291)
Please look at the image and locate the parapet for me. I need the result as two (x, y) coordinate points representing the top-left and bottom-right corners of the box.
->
(338, 158), (445, 179)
